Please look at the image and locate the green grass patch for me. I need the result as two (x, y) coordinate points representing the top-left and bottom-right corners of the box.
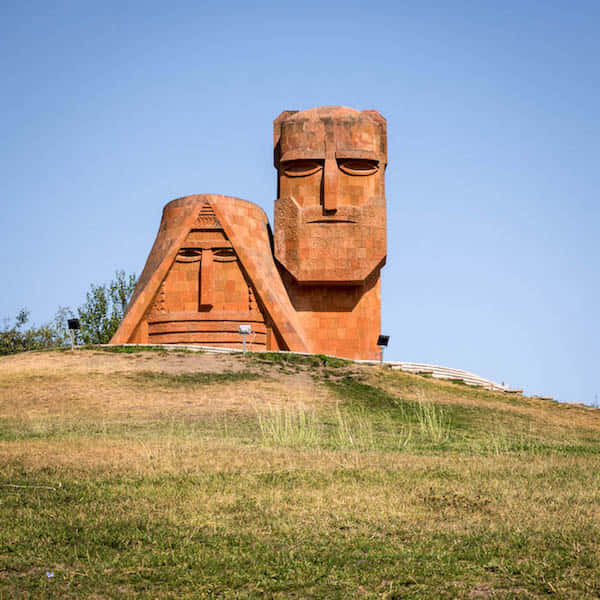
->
(2, 463), (600, 598)
(250, 351), (350, 369)
(325, 376), (600, 456)
(127, 370), (261, 387)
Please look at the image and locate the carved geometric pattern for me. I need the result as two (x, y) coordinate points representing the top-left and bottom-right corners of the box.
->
(149, 282), (166, 315)
(248, 283), (255, 312)
(195, 201), (220, 228)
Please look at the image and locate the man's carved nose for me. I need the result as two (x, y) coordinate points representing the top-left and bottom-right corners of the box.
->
(323, 158), (338, 212)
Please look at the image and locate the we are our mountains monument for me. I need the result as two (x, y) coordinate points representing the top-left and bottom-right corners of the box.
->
(111, 106), (387, 361)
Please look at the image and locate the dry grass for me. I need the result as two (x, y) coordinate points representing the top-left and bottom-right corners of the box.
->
(1, 349), (599, 598)
(0, 352), (333, 426)
(0, 348), (246, 375)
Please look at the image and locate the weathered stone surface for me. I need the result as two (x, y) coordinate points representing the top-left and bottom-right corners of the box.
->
(111, 194), (307, 352)
(274, 106), (387, 284)
(273, 107), (387, 359)
(111, 106), (387, 360)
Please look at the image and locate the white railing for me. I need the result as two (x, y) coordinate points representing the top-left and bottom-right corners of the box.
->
(386, 362), (521, 393)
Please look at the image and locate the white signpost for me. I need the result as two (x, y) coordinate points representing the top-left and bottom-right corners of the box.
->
(238, 324), (252, 355)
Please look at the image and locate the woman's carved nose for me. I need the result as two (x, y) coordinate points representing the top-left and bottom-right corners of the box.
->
(199, 251), (214, 308)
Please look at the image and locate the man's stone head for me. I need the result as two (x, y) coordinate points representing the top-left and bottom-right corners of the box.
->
(273, 106), (387, 284)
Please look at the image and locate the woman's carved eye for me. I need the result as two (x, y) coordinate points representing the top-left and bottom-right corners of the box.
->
(213, 248), (237, 262)
(338, 159), (378, 176)
(281, 160), (322, 177)
(176, 248), (202, 263)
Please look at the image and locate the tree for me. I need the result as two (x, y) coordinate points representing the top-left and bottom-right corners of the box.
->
(0, 308), (72, 355)
(0, 270), (137, 354)
(77, 270), (137, 344)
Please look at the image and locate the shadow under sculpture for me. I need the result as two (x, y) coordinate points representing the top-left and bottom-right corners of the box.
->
(111, 106), (387, 360)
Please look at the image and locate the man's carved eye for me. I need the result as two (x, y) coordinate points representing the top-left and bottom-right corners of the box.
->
(338, 159), (379, 176)
(281, 160), (322, 177)
(176, 248), (202, 263)
(213, 248), (237, 262)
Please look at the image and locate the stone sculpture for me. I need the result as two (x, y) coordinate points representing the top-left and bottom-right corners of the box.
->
(110, 195), (307, 352)
(111, 106), (387, 359)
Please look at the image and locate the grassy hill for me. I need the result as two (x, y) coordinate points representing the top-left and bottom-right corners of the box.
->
(1, 348), (599, 598)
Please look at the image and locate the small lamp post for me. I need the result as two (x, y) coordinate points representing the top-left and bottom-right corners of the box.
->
(67, 318), (80, 350)
(238, 324), (252, 356)
(376, 334), (389, 365)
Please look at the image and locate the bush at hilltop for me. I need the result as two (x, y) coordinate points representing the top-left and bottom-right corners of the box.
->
(0, 270), (136, 354)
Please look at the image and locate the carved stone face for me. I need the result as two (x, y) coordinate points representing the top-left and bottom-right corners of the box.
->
(274, 106), (387, 284)
(112, 194), (309, 352)
(145, 201), (264, 348)
(156, 229), (254, 314)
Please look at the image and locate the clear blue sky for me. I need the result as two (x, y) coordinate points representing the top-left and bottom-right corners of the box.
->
(1, 1), (598, 404)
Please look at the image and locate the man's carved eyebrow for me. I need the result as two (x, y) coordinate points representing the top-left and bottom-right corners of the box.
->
(335, 149), (378, 161)
(280, 150), (324, 162)
(280, 149), (379, 162)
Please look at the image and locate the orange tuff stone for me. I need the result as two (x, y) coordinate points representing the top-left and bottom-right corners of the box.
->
(273, 107), (387, 359)
(111, 106), (387, 360)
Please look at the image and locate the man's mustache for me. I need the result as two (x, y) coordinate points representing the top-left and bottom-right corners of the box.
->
(277, 197), (385, 224)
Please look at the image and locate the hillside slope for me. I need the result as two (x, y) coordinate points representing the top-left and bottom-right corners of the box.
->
(1, 348), (599, 598)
